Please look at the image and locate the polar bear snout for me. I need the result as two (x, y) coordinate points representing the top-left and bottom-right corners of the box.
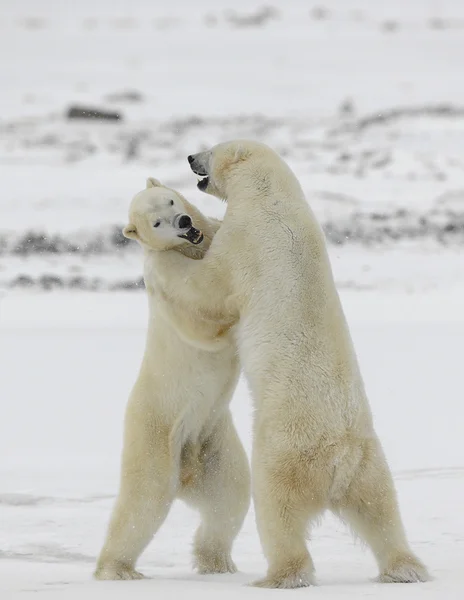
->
(188, 153), (208, 177)
(173, 213), (204, 245)
(187, 153), (207, 176)
(187, 152), (211, 192)
(174, 214), (192, 230)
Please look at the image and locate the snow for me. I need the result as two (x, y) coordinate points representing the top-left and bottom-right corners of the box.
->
(1, 292), (464, 598)
(2, 0), (464, 291)
(2, 0), (464, 120)
(1, 0), (464, 597)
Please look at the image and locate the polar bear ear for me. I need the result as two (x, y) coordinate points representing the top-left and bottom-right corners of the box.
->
(146, 177), (162, 189)
(122, 223), (138, 240)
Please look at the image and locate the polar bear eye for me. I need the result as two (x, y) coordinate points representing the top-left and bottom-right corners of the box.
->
(169, 200), (174, 206)
(153, 220), (160, 228)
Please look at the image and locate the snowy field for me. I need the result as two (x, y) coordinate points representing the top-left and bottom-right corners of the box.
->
(1, 292), (464, 599)
(1, 0), (464, 291)
(1, 0), (464, 598)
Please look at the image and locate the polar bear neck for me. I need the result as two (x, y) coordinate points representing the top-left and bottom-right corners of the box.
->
(225, 159), (306, 211)
(176, 242), (209, 261)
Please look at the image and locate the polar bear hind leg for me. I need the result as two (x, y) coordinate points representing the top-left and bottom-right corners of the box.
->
(179, 413), (250, 574)
(250, 443), (330, 589)
(95, 398), (176, 580)
(331, 437), (430, 583)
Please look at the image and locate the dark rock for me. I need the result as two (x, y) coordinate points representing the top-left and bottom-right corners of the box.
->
(66, 105), (122, 121)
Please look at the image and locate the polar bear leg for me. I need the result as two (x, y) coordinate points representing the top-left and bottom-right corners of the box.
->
(251, 451), (320, 588)
(180, 413), (250, 574)
(333, 438), (430, 583)
(95, 400), (176, 580)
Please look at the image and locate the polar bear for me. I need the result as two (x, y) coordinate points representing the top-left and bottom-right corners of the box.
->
(152, 141), (430, 588)
(94, 178), (250, 580)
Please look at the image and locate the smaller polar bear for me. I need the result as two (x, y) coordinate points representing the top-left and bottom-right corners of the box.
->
(94, 178), (250, 580)
(152, 141), (430, 588)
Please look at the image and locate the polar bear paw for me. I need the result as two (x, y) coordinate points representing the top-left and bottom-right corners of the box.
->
(94, 561), (145, 581)
(377, 553), (430, 583)
(252, 568), (316, 589)
(193, 550), (238, 574)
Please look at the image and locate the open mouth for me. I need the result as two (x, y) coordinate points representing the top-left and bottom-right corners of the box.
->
(190, 165), (209, 191)
(197, 176), (209, 191)
(178, 226), (204, 245)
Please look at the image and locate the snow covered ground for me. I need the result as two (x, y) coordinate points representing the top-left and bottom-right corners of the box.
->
(1, 0), (464, 291)
(1, 292), (464, 598)
(1, 0), (464, 597)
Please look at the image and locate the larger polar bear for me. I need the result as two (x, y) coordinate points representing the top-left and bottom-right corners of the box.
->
(153, 141), (430, 588)
(94, 178), (250, 580)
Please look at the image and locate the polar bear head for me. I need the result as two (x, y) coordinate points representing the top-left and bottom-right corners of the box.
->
(187, 140), (278, 200)
(123, 178), (205, 251)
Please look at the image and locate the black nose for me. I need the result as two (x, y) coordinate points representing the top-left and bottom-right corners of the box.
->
(187, 155), (195, 164)
(178, 215), (192, 229)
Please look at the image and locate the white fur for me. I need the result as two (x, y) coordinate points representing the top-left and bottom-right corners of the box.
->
(153, 141), (430, 588)
(94, 180), (250, 581)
